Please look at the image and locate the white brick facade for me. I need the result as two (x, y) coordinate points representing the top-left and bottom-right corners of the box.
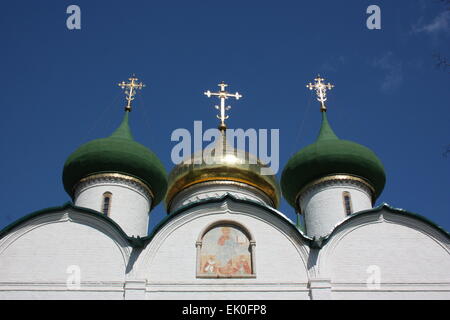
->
(299, 177), (373, 239)
(74, 175), (152, 237)
(0, 198), (448, 300)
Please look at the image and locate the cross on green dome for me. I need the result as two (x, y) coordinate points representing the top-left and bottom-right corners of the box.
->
(281, 111), (386, 209)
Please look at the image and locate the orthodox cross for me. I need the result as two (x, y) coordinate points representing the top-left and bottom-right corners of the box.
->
(204, 82), (242, 130)
(118, 75), (145, 112)
(306, 75), (334, 112)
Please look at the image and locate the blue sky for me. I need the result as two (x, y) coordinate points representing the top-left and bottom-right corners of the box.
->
(0, 0), (449, 233)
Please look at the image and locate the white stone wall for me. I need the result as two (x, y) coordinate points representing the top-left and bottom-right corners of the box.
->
(299, 180), (372, 239)
(0, 202), (449, 300)
(0, 209), (129, 300)
(316, 208), (450, 299)
(136, 200), (311, 300)
(75, 179), (151, 237)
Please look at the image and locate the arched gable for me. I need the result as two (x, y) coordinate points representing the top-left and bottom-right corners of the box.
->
(135, 196), (311, 299)
(0, 204), (131, 285)
(315, 205), (450, 299)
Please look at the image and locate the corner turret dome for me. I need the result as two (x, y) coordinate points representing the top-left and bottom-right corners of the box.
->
(62, 112), (168, 207)
(281, 111), (386, 209)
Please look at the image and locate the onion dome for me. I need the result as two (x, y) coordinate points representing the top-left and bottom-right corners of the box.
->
(62, 111), (168, 207)
(165, 131), (281, 210)
(281, 111), (386, 209)
(281, 75), (385, 210)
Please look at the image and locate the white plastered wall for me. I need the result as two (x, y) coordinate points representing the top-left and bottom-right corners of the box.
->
(136, 199), (311, 300)
(300, 180), (372, 239)
(0, 208), (130, 299)
(75, 181), (151, 237)
(316, 208), (450, 299)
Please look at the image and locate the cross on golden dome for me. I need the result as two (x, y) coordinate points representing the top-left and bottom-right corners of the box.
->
(204, 81), (242, 131)
(306, 75), (334, 112)
(118, 75), (146, 112)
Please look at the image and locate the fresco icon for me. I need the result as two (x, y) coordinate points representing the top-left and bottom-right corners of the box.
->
(199, 225), (253, 276)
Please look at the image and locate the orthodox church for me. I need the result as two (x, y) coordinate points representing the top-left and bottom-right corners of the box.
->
(0, 76), (448, 300)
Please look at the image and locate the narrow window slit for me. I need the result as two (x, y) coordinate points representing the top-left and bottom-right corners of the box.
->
(343, 191), (353, 215)
(102, 192), (112, 216)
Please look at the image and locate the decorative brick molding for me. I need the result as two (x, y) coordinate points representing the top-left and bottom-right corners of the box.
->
(74, 173), (153, 202)
(297, 175), (374, 209)
(168, 180), (275, 213)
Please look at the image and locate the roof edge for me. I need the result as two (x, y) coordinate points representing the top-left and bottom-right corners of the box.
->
(2, 200), (445, 251)
(315, 202), (450, 247)
(0, 202), (146, 248)
(148, 192), (313, 244)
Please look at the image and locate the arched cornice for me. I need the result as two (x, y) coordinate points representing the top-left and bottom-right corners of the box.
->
(0, 203), (133, 267)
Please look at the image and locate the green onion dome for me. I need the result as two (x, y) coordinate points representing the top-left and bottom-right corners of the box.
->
(281, 112), (386, 209)
(62, 112), (168, 207)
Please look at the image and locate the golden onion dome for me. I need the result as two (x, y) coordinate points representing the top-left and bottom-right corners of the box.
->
(165, 132), (281, 210)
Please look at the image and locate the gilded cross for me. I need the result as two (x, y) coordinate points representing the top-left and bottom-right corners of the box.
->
(204, 82), (242, 130)
(118, 75), (145, 112)
(306, 75), (334, 112)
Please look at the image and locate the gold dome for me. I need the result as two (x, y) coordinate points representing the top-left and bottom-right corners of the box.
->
(165, 133), (281, 210)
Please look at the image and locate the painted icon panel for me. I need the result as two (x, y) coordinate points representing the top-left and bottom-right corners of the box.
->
(199, 225), (252, 276)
